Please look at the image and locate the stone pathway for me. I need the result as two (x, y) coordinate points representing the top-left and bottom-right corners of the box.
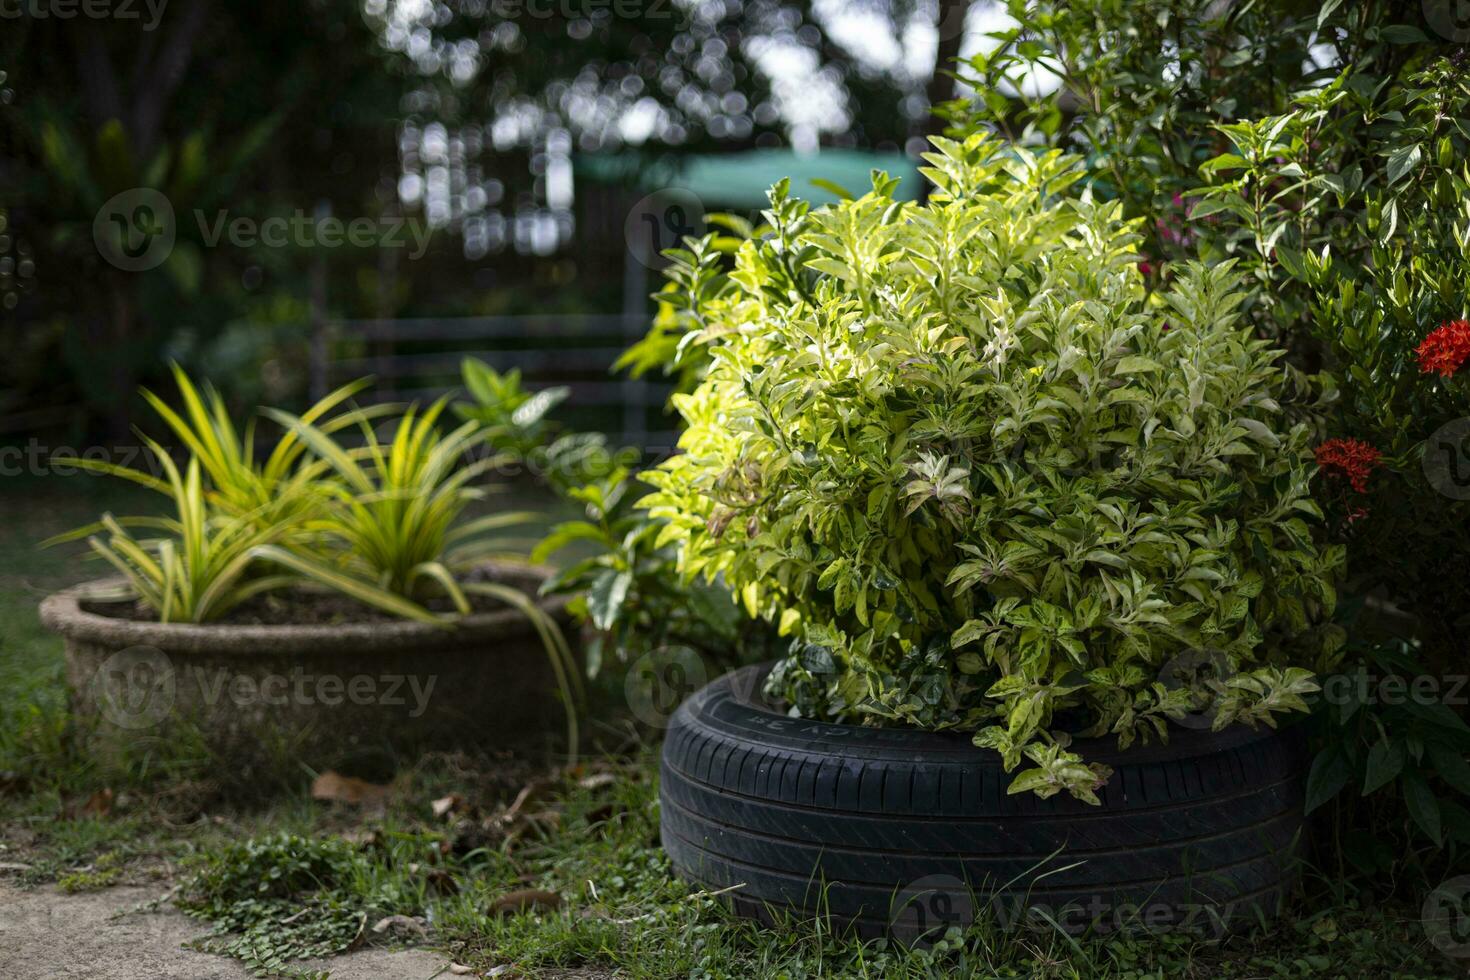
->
(0, 882), (456, 980)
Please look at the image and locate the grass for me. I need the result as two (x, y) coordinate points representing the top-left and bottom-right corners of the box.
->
(0, 473), (1463, 979)
(0, 472), (164, 793)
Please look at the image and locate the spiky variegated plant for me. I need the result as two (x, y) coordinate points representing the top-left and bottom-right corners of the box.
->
(640, 135), (1344, 802)
(63, 449), (299, 624)
(49, 373), (583, 750)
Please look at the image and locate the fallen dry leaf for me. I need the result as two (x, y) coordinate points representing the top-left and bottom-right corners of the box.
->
(431, 794), (467, 819)
(488, 888), (563, 917)
(423, 867), (460, 895)
(503, 783), (539, 821)
(340, 828), (384, 849)
(371, 914), (429, 937)
(62, 788), (114, 820)
(310, 771), (391, 808)
(448, 965), (477, 976)
(577, 772), (617, 791)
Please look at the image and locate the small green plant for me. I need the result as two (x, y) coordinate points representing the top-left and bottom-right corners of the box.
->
(453, 359), (569, 460)
(56, 364), (386, 531)
(532, 457), (771, 678)
(456, 358), (779, 678)
(176, 833), (368, 979)
(56, 850), (123, 893)
(141, 363), (392, 528)
(642, 136), (1343, 801)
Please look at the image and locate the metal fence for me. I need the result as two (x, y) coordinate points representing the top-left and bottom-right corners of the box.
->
(307, 313), (676, 450)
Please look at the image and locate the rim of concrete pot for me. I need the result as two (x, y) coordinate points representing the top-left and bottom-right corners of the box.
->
(37, 561), (569, 656)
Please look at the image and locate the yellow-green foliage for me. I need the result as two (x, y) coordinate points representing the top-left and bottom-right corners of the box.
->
(641, 135), (1344, 801)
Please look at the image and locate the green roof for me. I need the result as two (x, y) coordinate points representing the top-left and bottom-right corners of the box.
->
(577, 147), (922, 209)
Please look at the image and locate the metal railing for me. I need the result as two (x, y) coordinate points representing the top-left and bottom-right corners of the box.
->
(308, 313), (676, 450)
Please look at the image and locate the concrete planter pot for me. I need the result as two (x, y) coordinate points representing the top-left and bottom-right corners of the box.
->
(38, 562), (573, 778)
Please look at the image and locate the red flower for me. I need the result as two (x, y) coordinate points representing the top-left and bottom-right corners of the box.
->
(1315, 438), (1381, 493)
(1416, 319), (1470, 378)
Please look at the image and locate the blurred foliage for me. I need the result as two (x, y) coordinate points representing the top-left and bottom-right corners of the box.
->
(367, 0), (938, 154)
(2, 0), (952, 441)
(0, 2), (405, 435)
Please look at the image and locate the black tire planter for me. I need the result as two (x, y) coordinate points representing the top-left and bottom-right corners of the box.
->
(660, 665), (1309, 941)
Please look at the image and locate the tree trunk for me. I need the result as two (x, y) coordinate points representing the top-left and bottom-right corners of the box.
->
(924, 0), (971, 138)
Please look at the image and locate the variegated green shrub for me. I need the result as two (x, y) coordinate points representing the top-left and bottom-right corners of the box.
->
(641, 135), (1344, 802)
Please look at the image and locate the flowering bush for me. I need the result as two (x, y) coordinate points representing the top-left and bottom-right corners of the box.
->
(945, 0), (1470, 845)
(641, 136), (1343, 801)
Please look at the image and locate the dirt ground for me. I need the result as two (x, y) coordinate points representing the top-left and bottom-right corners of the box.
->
(0, 881), (455, 980)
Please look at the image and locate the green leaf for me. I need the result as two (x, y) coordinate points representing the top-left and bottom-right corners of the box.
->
(1362, 738), (1405, 795)
(1427, 743), (1470, 797)
(1113, 356), (1162, 376)
(1385, 144), (1421, 186)
(1304, 747), (1352, 815)
(1379, 24), (1429, 44)
(586, 568), (633, 631)
(808, 177), (856, 201)
(1403, 770), (1443, 845)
